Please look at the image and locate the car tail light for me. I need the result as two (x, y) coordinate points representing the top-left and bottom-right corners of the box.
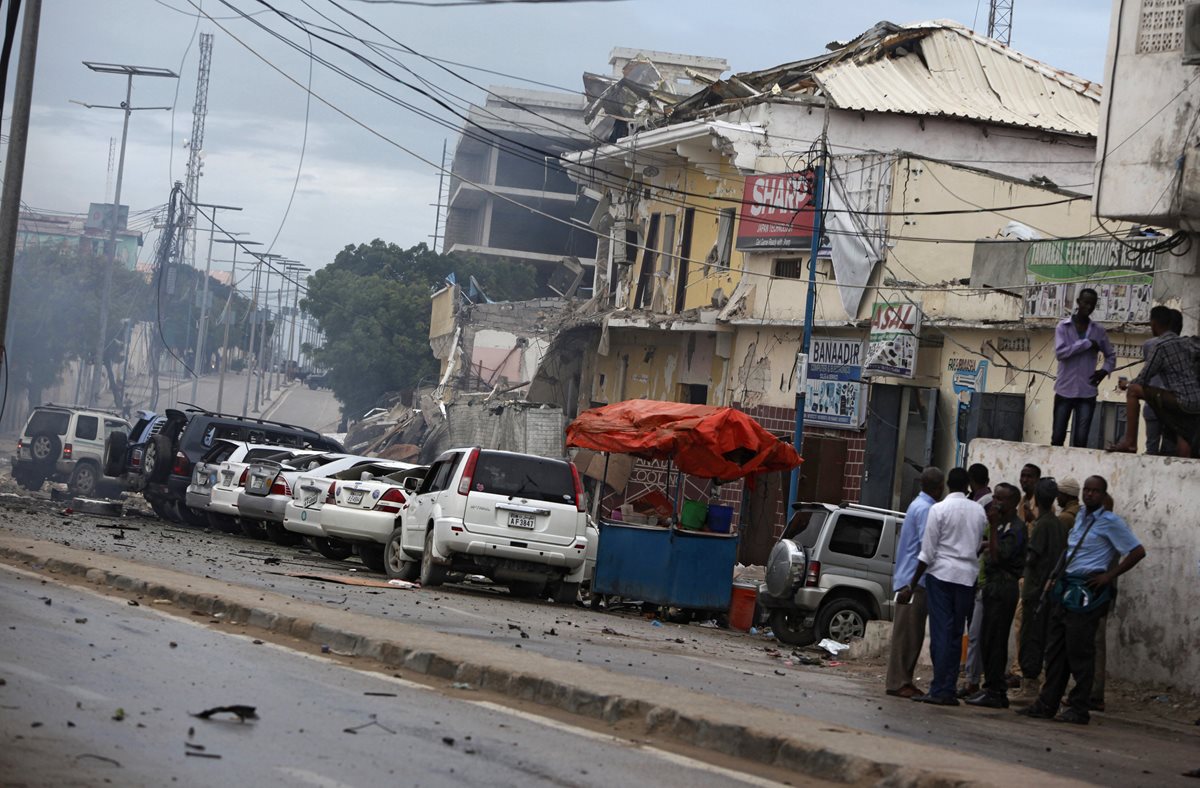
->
(805, 560), (821, 588)
(569, 462), (586, 512)
(172, 451), (190, 476)
(326, 481), (337, 504)
(270, 474), (291, 496)
(375, 488), (406, 514)
(63, 443), (73, 459)
(238, 468), (248, 487)
(16, 439), (23, 451)
(456, 447), (480, 496)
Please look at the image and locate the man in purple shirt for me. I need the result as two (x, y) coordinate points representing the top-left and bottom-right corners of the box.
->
(1052, 288), (1116, 447)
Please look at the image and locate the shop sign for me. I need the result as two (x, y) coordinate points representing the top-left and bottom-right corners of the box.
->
(864, 302), (921, 379)
(735, 171), (816, 251)
(805, 338), (865, 429)
(1024, 239), (1157, 323)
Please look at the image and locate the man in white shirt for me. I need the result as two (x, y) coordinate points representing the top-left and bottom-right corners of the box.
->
(897, 467), (987, 705)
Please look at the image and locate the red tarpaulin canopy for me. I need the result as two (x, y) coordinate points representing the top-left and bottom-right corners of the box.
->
(566, 399), (802, 482)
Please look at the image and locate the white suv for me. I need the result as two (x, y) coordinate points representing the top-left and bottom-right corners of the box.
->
(11, 405), (129, 497)
(400, 448), (589, 603)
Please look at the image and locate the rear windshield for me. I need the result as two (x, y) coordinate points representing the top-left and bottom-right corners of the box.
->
(783, 509), (828, 549)
(25, 410), (69, 437)
(182, 420), (316, 452)
(471, 453), (576, 507)
(200, 442), (237, 464)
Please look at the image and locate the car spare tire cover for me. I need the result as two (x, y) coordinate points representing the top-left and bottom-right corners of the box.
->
(765, 538), (805, 598)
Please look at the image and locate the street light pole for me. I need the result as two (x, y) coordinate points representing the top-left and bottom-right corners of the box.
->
(285, 264), (306, 383)
(212, 238), (259, 413)
(190, 202), (241, 403)
(248, 254), (281, 414)
(75, 61), (178, 407)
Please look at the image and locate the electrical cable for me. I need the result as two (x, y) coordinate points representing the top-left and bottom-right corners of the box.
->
(263, 28), (314, 255)
(167, 0), (203, 188)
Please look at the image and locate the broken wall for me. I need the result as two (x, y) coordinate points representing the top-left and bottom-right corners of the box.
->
(445, 399), (565, 458)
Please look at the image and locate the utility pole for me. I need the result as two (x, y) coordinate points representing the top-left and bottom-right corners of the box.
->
(180, 33), (213, 273)
(0, 0), (43, 376)
(75, 61), (178, 407)
(214, 239), (259, 413)
(189, 202), (241, 402)
(988, 0), (1014, 46)
(250, 254), (281, 413)
(241, 253), (263, 417)
(430, 138), (448, 252)
(285, 264), (307, 383)
(787, 151), (828, 514)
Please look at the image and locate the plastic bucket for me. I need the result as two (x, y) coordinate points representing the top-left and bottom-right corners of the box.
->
(680, 499), (707, 530)
(729, 583), (758, 632)
(707, 504), (734, 533)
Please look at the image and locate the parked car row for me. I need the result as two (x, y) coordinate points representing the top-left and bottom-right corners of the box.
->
(18, 404), (599, 602)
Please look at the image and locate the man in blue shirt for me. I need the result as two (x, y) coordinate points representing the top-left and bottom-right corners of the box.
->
(1019, 475), (1146, 725)
(885, 466), (943, 698)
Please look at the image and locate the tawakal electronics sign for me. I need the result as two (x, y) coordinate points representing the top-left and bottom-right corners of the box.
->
(805, 338), (866, 429)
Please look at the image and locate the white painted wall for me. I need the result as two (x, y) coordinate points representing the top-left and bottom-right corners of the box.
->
(1094, 0), (1200, 227)
(715, 101), (1097, 196)
(968, 438), (1199, 690)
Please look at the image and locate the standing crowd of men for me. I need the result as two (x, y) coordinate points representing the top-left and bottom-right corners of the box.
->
(886, 463), (1146, 725)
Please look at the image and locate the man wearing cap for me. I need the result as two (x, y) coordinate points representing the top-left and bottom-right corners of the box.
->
(1019, 476), (1145, 724)
(1056, 478), (1081, 532)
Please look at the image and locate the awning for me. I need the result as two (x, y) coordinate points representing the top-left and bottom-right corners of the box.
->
(566, 399), (802, 482)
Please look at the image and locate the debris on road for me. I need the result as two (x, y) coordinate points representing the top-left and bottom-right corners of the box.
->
(73, 618), (87, 624)
(185, 751), (222, 759)
(343, 714), (395, 735)
(191, 705), (258, 722)
(74, 753), (121, 767)
(817, 638), (849, 656)
(282, 571), (411, 589)
(450, 682), (475, 691)
(111, 708), (125, 721)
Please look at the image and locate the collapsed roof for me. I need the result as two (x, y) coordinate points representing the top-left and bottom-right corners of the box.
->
(665, 20), (1101, 137)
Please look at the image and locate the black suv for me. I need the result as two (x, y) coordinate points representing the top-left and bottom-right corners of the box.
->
(104, 406), (343, 524)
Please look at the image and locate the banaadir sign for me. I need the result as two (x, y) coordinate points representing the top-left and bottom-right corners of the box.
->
(806, 338), (866, 429)
(735, 171), (816, 251)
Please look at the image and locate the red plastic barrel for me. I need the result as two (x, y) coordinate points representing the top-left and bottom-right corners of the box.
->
(728, 582), (758, 632)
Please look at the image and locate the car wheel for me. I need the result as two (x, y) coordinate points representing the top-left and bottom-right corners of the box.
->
(506, 580), (546, 599)
(177, 505), (209, 528)
(206, 511), (241, 534)
(29, 432), (61, 470)
(549, 580), (580, 605)
(142, 434), (174, 483)
(418, 528), (447, 587)
(358, 543), (386, 573)
(264, 520), (301, 546)
(68, 462), (100, 498)
(816, 598), (870, 643)
(240, 518), (268, 540)
(103, 432), (128, 477)
(385, 529), (418, 580)
(314, 537), (354, 561)
(769, 608), (817, 647)
(13, 466), (45, 492)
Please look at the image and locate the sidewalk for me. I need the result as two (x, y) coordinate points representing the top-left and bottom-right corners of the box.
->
(0, 533), (1100, 788)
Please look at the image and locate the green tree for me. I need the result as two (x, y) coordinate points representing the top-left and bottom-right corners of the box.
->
(301, 241), (538, 418)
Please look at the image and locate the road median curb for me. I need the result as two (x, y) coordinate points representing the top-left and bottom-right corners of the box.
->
(0, 536), (1088, 788)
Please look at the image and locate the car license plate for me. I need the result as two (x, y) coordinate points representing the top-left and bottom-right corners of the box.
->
(223, 471), (233, 486)
(347, 489), (364, 505)
(508, 513), (535, 530)
(250, 476), (266, 491)
(303, 491), (319, 507)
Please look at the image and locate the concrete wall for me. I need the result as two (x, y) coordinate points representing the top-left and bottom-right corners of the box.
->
(1095, 0), (1200, 227)
(445, 399), (565, 458)
(968, 438), (1198, 691)
(590, 327), (731, 406)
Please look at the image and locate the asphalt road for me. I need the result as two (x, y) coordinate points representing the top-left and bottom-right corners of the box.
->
(132, 372), (341, 435)
(0, 488), (1194, 786)
(0, 564), (788, 788)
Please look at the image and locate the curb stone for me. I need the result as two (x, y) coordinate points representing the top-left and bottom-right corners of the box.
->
(0, 540), (1090, 788)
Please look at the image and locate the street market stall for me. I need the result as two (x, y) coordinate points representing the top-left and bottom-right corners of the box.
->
(566, 400), (802, 612)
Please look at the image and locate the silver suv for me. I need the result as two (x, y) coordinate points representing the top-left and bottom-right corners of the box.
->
(757, 502), (904, 646)
(12, 404), (130, 497)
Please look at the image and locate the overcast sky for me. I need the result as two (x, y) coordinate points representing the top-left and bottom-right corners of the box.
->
(8, 0), (1112, 281)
